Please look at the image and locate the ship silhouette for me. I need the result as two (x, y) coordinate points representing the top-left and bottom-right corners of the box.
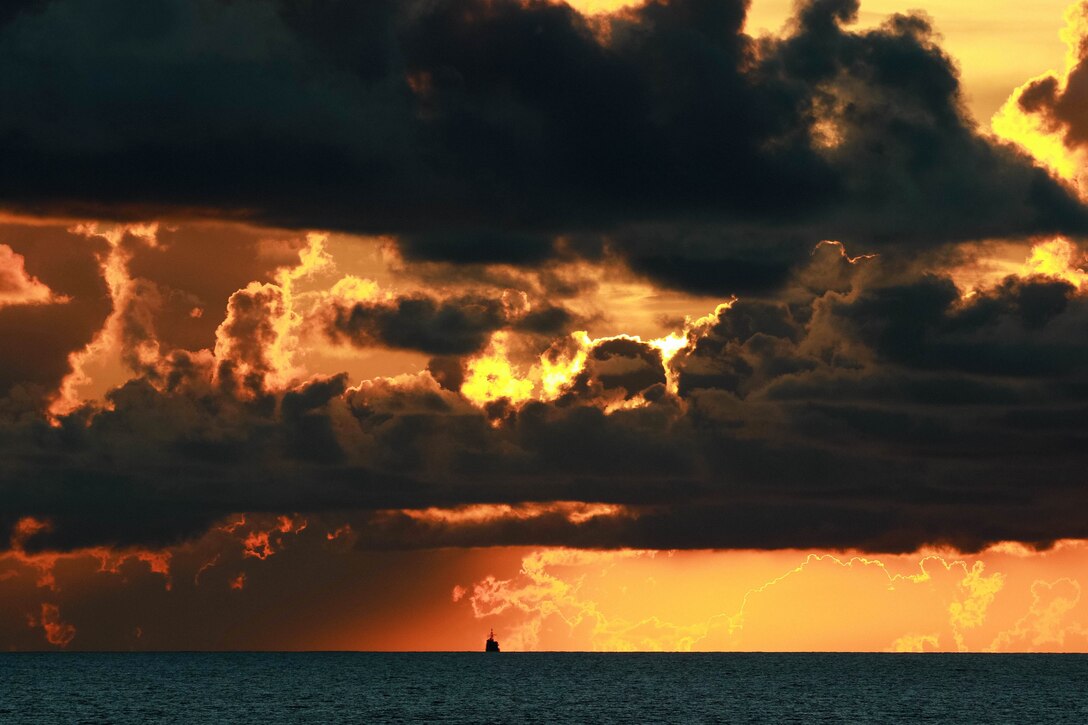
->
(485, 628), (500, 652)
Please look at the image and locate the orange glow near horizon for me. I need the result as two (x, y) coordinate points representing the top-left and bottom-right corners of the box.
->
(3, 214), (1085, 652)
(3, 1), (1088, 661)
(442, 542), (1088, 653)
(3, 512), (1088, 651)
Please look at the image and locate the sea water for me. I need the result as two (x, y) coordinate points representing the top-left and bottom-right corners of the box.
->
(2, 652), (1086, 723)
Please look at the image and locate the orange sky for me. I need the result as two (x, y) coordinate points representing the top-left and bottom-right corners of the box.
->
(572, 0), (1073, 127)
(4, 518), (1086, 651)
(2, 0), (1088, 652)
(4, 214), (1087, 650)
(3, 212), (1087, 650)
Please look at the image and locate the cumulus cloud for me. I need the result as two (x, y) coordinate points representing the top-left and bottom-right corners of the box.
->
(0, 225), (111, 410)
(1006, 1), (1088, 153)
(325, 293), (576, 356)
(0, 228), (1086, 554)
(0, 0), (1084, 296)
(0, 1), (1087, 558)
(0, 243), (62, 308)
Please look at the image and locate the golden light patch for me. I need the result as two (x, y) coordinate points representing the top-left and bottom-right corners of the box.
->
(460, 331), (535, 408)
(992, 86), (1082, 183)
(392, 501), (629, 526)
(455, 543), (1088, 652)
(459, 297), (737, 413)
(950, 237), (1088, 297)
(991, 1), (1088, 190)
(48, 223), (160, 420)
(539, 332), (592, 399)
(1023, 237), (1088, 288)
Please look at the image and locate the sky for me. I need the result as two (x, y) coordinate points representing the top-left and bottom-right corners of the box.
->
(1, 0), (1088, 652)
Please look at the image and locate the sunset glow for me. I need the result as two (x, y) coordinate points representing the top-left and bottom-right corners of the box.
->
(2, 0), (1088, 656)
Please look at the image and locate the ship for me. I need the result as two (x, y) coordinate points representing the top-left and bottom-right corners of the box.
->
(485, 628), (500, 652)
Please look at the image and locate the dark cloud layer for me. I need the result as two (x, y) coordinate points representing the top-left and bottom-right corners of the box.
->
(2, 240), (1087, 554)
(0, 0), (1085, 295)
(325, 294), (574, 356)
(1, 0), (1087, 557)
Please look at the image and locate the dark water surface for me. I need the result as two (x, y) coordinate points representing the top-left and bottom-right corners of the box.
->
(2, 653), (1086, 723)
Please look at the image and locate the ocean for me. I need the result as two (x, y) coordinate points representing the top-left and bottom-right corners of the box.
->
(2, 652), (1086, 723)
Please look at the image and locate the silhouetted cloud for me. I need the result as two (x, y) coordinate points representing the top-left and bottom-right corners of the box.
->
(2, 237), (1086, 554)
(1, 1), (1088, 557)
(1011, 1), (1088, 152)
(0, 0), (1085, 296)
(325, 294), (575, 355)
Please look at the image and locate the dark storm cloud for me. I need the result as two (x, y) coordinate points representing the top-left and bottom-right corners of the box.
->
(829, 275), (1085, 377)
(3, 242), (1088, 554)
(0, 0), (1085, 296)
(427, 355), (466, 392)
(1, 0), (1088, 556)
(325, 293), (576, 355)
(556, 338), (668, 402)
(397, 231), (559, 266)
(328, 295), (507, 356)
(676, 299), (813, 397)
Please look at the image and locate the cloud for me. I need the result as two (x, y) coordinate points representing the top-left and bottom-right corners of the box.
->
(31, 603), (76, 647)
(457, 547), (1012, 652)
(2, 521), (1083, 651)
(0, 224), (111, 410)
(0, 0), (1084, 297)
(0, 231), (1086, 554)
(0, 243), (63, 308)
(989, 577), (1088, 651)
(0, 3), (1087, 557)
(3, 3), (1088, 653)
(126, 224), (307, 353)
(325, 293), (576, 356)
(1004, 2), (1088, 153)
